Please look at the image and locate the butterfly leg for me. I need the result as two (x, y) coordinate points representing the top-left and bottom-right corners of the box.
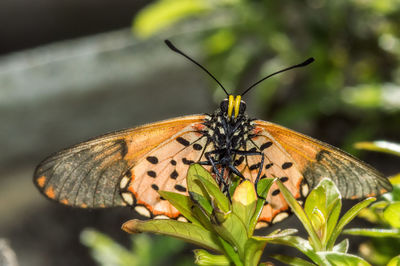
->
(198, 151), (229, 191)
(232, 149), (265, 199)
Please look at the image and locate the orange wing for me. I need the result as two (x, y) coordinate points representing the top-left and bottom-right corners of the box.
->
(253, 120), (392, 199)
(233, 120), (392, 228)
(34, 115), (206, 214)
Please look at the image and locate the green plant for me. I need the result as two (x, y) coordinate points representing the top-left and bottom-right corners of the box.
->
(80, 228), (192, 266)
(122, 164), (294, 265)
(341, 141), (400, 265)
(132, 1), (400, 156)
(120, 164), (378, 265)
(269, 178), (374, 265)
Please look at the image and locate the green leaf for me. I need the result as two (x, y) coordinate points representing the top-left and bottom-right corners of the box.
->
(193, 249), (230, 266)
(187, 165), (217, 216)
(354, 141), (400, 157)
(196, 173), (231, 214)
(268, 236), (324, 265)
(327, 197), (376, 249)
(248, 178), (274, 235)
(276, 179), (322, 251)
(81, 228), (138, 266)
(122, 219), (222, 252)
(390, 174), (400, 185)
(317, 251), (371, 265)
(270, 255), (316, 266)
(253, 228), (298, 241)
(232, 180), (257, 233)
(343, 228), (400, 238)
(217, 237), (243, 266)
(383, 202), (400, 228)
(332, 238), (349, 253)
(212, 212), (248, 259)
(243, 238), (268, 266)
(304, 178), (341, 246)
(187, 164), (219, 199)
(133, 0), (211, 37)
(387, 255), (400, 266)
(158, 191), (204, 226)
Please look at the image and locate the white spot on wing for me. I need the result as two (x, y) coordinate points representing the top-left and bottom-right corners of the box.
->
(121, 192), (134, 205)
(177, 216), (188, 222)
(272, 212), (289, 224)
(255, 221), (269, 229)
(301, 183), (309, 196)
(120, 176), (130, 189)
(135, 206), (151, 218)
(154, 215), (169, 220)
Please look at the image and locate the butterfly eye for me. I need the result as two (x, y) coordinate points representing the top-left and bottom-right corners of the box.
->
(238, 101), (247, 114)
(220, 99), (229, 113)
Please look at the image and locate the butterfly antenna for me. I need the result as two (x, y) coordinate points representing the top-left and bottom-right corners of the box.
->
(241, 57), (315, 96)
(165, 40), (229, 96)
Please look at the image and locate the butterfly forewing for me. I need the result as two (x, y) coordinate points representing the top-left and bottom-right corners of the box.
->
(254, 120), (392, 199)
(34, 115), (205, 209)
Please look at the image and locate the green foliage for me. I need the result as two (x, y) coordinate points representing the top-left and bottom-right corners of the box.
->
(132, 1), (400, 154)
(270, 178), (374, 265)
(81, 163), (395, 265)
(80, 229), (191, 266)
(120, 165), (381, 265)
(122, 164), (286, 266)
(341, 141), (400, 265)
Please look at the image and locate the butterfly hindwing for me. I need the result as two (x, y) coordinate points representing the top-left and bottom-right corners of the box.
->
(34, 115), (205, 210)
(122, 126), (211, 218)
(235, 132), (305, 225)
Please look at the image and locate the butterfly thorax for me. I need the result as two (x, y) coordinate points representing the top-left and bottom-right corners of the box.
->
(203, 109), (253, 151)
(198, 98), (256, 191)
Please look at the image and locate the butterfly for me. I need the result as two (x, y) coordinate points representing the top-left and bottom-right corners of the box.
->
(34, 40), (392, 228)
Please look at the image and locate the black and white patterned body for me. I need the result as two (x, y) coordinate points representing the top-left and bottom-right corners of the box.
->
(196, 99), (264, 194)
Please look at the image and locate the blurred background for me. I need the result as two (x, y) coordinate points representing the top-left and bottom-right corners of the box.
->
(1, 0), (400, 265)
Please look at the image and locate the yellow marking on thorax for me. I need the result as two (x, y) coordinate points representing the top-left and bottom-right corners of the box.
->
(234, 95), (241, 118)
(228, 95), (242, 120)
(227, 95), (234, 118)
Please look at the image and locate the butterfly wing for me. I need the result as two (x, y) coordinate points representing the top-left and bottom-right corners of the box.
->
(234, 119), (392, 227)
(234, 128), (306, 226)
(34, 115), (207, 213)
(253, 120), (392, 199)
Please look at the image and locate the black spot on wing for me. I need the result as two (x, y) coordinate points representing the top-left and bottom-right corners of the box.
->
(193, 143), (203, 150)
(170, 170), (178, 179)
(280, 177), (289, 182)
(147, 171), (156, 178)
(182, 158), (194, 165)
(176, 137), (190, 146)
(265, 163), (273, 169)
(249, 163), (261, 170)
(248, 147), (257, 153)
(146, 156), (158, 164)
(272, 189), (280, 196)
(174, 184), (187, 192)
(260, 142), (272, 150)
(234, 156), (245, 166)
(282, 162), (293, 169)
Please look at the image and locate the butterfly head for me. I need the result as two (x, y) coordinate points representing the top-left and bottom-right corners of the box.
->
(220, 95), (247, 120)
